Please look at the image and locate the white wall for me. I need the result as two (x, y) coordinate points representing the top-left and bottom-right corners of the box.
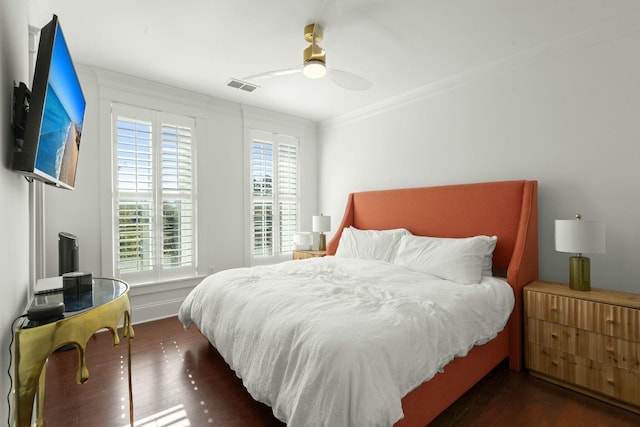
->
(319, 12), (640, 294)
(43, 66), (319, 323)
(0, 1), (36, 423)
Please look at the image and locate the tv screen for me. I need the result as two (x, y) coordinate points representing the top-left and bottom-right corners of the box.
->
(12, 15), (86, 190)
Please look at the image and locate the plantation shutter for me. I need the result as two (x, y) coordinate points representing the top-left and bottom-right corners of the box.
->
(160, 122), (194, 268)
(278, 141), (297, 253)
(116, 113), (154, 273)
(112, 103), (196, 282)
(251, 139), (274, 257)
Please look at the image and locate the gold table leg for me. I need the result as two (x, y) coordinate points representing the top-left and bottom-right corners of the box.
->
(36, 362), (46, 427)
(126, 310), (135, 426)
(14, 291), (133, 426)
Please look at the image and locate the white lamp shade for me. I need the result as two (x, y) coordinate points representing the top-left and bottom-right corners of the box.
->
(312, 215), (331, 233)
(555, 219), (605, 254)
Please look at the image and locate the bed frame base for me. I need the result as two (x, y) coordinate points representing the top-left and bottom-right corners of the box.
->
(326, 180), (538, 426)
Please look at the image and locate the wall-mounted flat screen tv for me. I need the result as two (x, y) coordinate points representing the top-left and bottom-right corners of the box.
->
(12, 14), (86, 190)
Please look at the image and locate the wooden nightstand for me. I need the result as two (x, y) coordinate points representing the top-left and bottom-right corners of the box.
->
(292, 250), (326, 260)
(524, 280), (640, 413)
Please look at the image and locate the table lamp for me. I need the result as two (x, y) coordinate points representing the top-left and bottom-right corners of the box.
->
(312, 214), (331, 251)
(555, 214), (605, 291)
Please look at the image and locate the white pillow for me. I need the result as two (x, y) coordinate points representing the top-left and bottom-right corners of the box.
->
(334, 227), (410, 262)
(394, 235), (497, 285)
(483, 235), (498, 277)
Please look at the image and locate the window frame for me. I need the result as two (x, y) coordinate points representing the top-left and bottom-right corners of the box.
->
(248, 129), (300, 265)
(111, 102), (198, 284)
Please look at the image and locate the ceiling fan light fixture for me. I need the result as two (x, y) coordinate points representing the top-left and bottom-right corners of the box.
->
(303, 60), (327, 79)
(243, 22), (371, 91)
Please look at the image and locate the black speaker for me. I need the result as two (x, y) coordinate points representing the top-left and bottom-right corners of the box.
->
(58, 232), (79, 275)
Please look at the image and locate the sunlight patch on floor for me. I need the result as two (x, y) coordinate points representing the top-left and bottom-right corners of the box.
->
(126, 404), (191, 427)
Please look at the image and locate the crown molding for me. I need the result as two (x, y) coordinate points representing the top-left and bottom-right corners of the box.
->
(80, 65), (241, 118)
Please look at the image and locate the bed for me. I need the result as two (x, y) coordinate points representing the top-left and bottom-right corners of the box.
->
(179, 180), (538, 426)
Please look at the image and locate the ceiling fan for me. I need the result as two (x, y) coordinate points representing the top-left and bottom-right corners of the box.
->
(243, 23), (372, 91)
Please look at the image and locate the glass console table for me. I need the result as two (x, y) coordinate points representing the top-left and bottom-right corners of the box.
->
(13, 278), (135, 426)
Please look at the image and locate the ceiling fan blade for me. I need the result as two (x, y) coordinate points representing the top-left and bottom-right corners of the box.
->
(327, 68), (372, 91)
(243, 66), (302, 81)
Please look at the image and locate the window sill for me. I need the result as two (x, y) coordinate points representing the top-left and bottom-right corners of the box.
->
(127, 274), (207, 296)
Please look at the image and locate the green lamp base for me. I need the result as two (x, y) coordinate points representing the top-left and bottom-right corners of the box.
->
(318, 233), (326, 251)
(569, 256), (591, 291)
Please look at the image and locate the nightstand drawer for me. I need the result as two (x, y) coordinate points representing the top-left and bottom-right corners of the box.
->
(527, 318), (640, 372)
(526, 291), (640, 341)
(528, 343), (640, 406)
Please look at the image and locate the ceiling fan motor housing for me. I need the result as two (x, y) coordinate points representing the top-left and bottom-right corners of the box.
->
(304, 43), (325, 64)
(303, 23), (326, 73)
(304, 23), (323, 43)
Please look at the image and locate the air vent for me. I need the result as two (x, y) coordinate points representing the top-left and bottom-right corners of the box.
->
(226, 79), (259, 93)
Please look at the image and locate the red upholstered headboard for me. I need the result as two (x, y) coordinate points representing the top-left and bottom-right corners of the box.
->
(326, 180), (538, 370)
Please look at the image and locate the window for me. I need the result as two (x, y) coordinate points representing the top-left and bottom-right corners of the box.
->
(112, 103), (196, 283)
(249, 129), (299, 262)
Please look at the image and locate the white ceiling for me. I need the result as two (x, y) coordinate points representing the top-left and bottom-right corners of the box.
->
(30, 0), (639, 122)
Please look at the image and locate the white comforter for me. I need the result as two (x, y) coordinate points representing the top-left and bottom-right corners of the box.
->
(178, 256), (514, 427)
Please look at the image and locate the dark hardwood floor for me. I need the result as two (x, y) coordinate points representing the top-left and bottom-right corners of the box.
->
(41, 316), (640, 426)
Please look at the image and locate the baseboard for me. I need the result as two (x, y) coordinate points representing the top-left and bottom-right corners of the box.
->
(129, 297), (186, 324)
